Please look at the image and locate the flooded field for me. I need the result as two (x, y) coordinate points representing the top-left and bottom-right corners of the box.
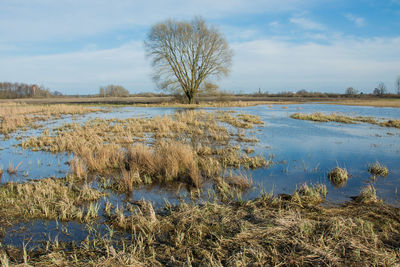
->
(1, 103), (399, 265)
(2, 104), (399, 203)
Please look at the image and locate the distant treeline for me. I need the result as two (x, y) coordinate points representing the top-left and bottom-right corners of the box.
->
(245, 87), (400, 98)
(0, 82), (62, 99)
(99, 85), (130, 97)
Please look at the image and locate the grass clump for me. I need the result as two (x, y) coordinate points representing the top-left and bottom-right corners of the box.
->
(123, 141), (200, 187)
(368, 161), (389, 177)
(354, 185), (380, 204)
(293, 183), (327, 205)
(380, 119), (400, 128)
(328, 167), (349, 187)
(6, 161), (21, 175)
(237, 114), (264, 125)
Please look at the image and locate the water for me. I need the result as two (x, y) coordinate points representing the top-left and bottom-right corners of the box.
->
(1, 103), (400, 246)
(1, 104), (399, 203)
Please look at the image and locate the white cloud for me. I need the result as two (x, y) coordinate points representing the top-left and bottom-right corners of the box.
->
(2, 36), (400, 94)
(345, 14), (365, 27)
(289, 16), (325, 30)
(269, 21), (280, 28)
(0, 42), (152, 94)
(0, 0), (319, 43)
(220, 36), (400, 93)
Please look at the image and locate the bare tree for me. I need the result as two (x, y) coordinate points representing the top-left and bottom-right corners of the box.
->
(396, 76), (400, 95)
(373, 82), (387, 95)
(345, 87), (358, 95)
(144, 17), (233, 104)
(99, 85), (129, 97)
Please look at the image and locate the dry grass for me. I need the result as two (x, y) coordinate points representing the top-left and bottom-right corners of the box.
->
(293, 183), (327, 205)
(237, 114), (264, 125)
(354, 185), (380, 204)
(328, 167), (349, 187)
(21, 110), (267, 189)
(291, 112), (376, 124)
(70, 157), (87, 179)
(0, 177), (103, 223)
(0, 102), (102, 136)
(327, 98), (400, 108)
(3, 183), (398, 266)
(6, 161), (22, 175)
(123, 141), (201, 187)
(291, 112), (400, 129)
(368, 161), (389, 177)
(380, 119), (400, 128)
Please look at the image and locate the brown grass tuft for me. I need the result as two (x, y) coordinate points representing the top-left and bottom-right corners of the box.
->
(328, 167), (349, 187)
(354, 185), (379, 204)
(7, 161), (22, 175)
(368, 161), (389, 177)
(70, 157), (87, 179)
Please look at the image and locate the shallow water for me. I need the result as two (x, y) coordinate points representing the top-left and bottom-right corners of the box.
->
(1, 103), (400, 247)
(1, 104), (399, 204)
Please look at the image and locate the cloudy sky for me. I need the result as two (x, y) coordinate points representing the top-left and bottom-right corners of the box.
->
(1, 0), (399, 94)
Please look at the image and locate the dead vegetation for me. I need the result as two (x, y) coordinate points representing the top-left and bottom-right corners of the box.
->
(291, 112), (400, 129)
(368, 161), (389, 177)
(328, 167), (349, 187)
(2, 105), (399, 265)
(1, 184), (399, 266)
(21, 110), (267, 190)
(0, 177), (103, 223)
(0, 102), (102, 136)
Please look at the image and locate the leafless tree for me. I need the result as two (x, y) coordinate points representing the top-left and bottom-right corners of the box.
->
(144, 17), (233, 104)
(373, 82), (387, 95)
(99, 85), (129, 97)
(345, 87), (358, 95)
(396, 76), (400, 95)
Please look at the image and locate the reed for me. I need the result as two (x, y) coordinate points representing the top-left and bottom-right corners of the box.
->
(7, 161), (22, 175)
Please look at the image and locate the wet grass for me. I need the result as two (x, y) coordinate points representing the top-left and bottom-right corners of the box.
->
(328, 167), (349, 187)
(21, 110), (267, 190)
(2, 104), (399, 265)
(0, 103), (103, 136)
(0, 177), (104, 223)
(354, 185), (380, 204)
(291, 112), (400, 129)
(1, 184), (399, 266)
(368, 161), (389, 177)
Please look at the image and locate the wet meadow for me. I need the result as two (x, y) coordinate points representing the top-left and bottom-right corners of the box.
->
(0, 101), (399, 266)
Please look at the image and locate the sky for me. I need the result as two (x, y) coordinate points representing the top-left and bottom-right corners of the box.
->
(0, 0), (399, 95)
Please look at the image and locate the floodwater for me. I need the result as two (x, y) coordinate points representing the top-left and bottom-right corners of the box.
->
(1, 103), (400, 247)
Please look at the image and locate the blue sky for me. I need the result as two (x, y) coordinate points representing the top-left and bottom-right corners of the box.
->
(0, 0), (399, 95)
